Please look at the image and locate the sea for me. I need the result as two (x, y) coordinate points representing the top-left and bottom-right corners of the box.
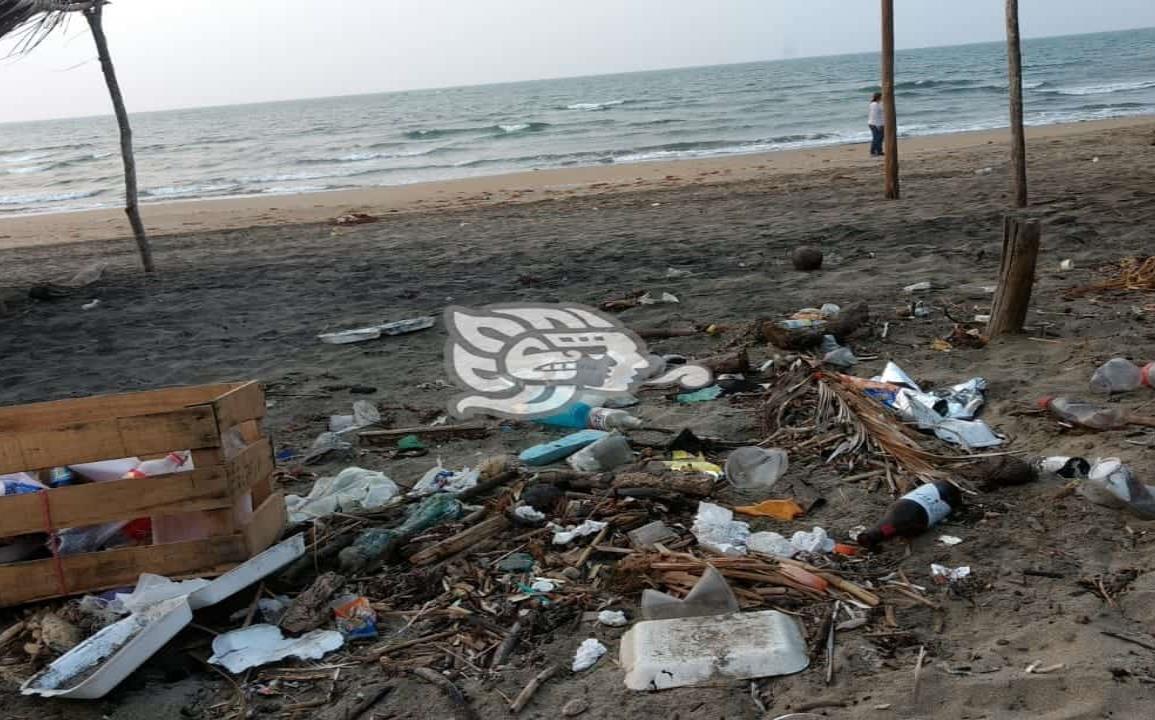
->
(1, 27), (1153, 216)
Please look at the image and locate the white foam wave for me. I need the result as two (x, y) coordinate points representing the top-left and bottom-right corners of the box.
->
(143, 183), (241, 198)
(0, 189), (100, 206)
(1046, 79), (1155, 96)
(2, 165), (48, 175)
(0, 152), (51, 164)
(500, 123), (531, 133)
(566, 100), (625, 111)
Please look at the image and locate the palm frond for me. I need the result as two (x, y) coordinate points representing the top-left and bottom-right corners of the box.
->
(0, 1), (91, 55)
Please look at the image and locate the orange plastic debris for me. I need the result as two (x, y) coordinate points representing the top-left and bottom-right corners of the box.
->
(833, 543), (859, 557)
(779, 564), (829, 592)
(734, 499), (806, 521)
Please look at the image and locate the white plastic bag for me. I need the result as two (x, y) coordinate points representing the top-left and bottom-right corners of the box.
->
(286, 467), (400, 522)
(691, 502), (750, 556)
(409, 463), (479, 497)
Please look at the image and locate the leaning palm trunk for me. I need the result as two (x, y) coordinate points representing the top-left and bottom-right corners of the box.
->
(84, 3), (153, 271)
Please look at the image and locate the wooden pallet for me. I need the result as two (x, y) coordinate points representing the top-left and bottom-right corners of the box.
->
(0, 381), (285, 607)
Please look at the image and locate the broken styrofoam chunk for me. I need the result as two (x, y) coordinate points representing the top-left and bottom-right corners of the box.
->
(939, 535), (963, 546)
(110, 575), (210, 615)
(572, 638), (607, 672)
(209, 625), (344, 674)
(691, 502), (749, 556)
(598, 611), (629, 627)
(551, 520), (608, 545)
(620, 610), (809, 691)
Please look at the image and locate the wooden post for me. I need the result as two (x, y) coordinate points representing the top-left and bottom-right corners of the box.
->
(987, 217), (1041, 336)
(881, 0), (900, 200)
(1006, 0), (1028, 208)
(85, 2), (155, 272)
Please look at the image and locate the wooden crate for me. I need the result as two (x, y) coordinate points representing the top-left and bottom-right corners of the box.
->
(0, 381), (285, 607)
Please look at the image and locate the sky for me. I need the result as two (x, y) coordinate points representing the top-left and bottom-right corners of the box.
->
(1, 0), (1154, 123)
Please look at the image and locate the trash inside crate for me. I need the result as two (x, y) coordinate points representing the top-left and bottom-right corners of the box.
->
(0, 381), (285, 607)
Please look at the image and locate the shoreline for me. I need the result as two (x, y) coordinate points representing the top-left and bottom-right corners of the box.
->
(1, 114), (1152, 250)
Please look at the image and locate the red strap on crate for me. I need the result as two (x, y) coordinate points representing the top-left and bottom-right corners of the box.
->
(38, 490), (68, 596)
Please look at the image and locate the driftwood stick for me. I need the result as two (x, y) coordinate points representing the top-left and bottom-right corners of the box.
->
(457, 470), (519, 502)
(411, 668), (478, 720)
(912, 645), (927, 702)
(510, 664), (559, 714)
(328, 683), (391, 720)
(365, 629), (457, 661)
(1101, 630), (1155, 652)
(408, 515), (510, 566)
(491, 615), (531, 669)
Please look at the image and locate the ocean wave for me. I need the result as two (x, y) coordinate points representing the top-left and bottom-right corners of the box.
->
(404, 122), (550, 139)
(295, 146), (448, 165)
(2, 165), (49, 175)
(0, 151), (52, 164)
(0, 189), (102, 206)
(564, 100), (627, 111)
(1039, 79), (1155, 96)
(141, 183), (243, 199)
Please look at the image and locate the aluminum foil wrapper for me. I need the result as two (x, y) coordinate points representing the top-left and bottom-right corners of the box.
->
(933, 377), (988, 420)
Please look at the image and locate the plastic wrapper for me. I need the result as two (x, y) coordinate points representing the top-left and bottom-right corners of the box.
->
(332, 595), (378, 640)
(209, 625), (344, 673)
(870, 362), (1002, 449)
(1078, 458), (1155, 519)
(572, 638), (607, 672)
(551, 519), (607, 545)
(410, 463), (479, 496)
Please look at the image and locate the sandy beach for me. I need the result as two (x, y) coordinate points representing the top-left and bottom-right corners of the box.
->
(1, 116), (1151, 251)
(2, 116), (1155, 719)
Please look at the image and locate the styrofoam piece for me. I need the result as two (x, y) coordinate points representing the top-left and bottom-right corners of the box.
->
(209, 625), (344, 673)
(20, 534), (306, 700)
(22, 598), (192, 699)
(620, 610), (809, 691)
(189, 533), (306, 609)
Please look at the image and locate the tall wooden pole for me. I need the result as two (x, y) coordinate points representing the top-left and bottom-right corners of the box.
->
(1005, 0), (1028, 208)
(85, 2), (154, 272)
(881, 0), (900, 200)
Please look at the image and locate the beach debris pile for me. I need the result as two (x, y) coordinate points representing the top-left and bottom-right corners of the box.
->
(4, 293), (1153, 718)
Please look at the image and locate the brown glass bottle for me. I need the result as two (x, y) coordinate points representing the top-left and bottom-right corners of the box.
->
(858, 481), (962, 548)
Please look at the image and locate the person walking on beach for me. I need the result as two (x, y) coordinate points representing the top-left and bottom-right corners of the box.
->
(868, 92), (885, 157)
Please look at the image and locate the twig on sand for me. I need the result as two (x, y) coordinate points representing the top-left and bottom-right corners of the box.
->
(912, 645), (927, 702)
(1102, 630), (1155, 652)
(411, 668), (478, 720)
(510, 664), (559, 714)
(335, 683), (392, 720)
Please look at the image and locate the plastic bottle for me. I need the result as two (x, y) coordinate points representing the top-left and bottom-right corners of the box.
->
(857, 481), (962, 548)
(1078, 458), (1155, 519)
(567, 433), (634, 472)
(1090, 358), (1155, 394)
(536, 402), (644, 431)
(1038, 397), (1131, 431)
(127, 451), (192, 479)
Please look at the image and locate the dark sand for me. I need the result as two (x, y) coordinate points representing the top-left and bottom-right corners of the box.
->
(1, 119), (1155, 719)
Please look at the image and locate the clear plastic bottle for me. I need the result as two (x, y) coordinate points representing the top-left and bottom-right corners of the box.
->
(588, 407), (645, 431)
(1090, 358), (1154, 394)
(1038, 396), (1130, 431)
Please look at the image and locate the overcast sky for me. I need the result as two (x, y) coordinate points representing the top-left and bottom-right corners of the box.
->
(2, 0), (1154, 123)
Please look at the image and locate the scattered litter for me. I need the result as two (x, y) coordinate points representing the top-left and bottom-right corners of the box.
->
(691, 502), (750, 556)
(552, 520), (608, 546)
(410, 463), (480, 496)
(81, 299), (100, 311)
(628, 520), (678, 549)
(598, 611), (629, 627)
(1078, 458), (1155, 519)
(286, 467), (399, 523)
(735, 499), (805, 521)
(725, 447), (789, 493)
(865, 362), (1003, 448)
(531, 579), (557, 593)
(747, 532), (798, 559)
(302, 431), (353, 465)
(1059, 259), (1075, 272)
(497, 553), (535, 573)
(641, 566), (739, 621)
(572, 638), (607, 672)
(790, 527), (835, 554)
(638, 291), (679, 305)
(931, 564), (972, 585)
(939, 535), (963, 546)
(332, 212), (378, 225)
(514, 506), (547, 523)
(904, 281), (932, 293)
(332, 595), (378, 639)
(567, 433), (633, 472)
(209, 625), (344, 674)
(317, 316), (435, 345)
(621, 610), (809, 690)
(676, 385), (723, 404)
(328, 400), (381, 434)
(520, 430), (607, 466)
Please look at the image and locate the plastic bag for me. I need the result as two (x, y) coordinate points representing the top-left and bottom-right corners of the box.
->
(286, 467), (400, 523)
(410, 463), (479, 496)
(691, 502), (750, 556)
(1, 473), (46, 496)
(1078, 458), (1155, 519)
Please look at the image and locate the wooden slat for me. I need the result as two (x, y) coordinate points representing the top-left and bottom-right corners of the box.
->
(243, 491), (286, 556)
(226, 438), (274, 496)
(210, 381), (265, 433)
(0, 467), (233, 538)
(0, 383), (244, 433)
(0, 406), (221, 474)
(0, 535), (248, 607)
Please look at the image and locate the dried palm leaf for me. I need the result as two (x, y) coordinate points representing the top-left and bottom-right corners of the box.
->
(0, 1), (91, 55)
(1066, 256), (1155, 298)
